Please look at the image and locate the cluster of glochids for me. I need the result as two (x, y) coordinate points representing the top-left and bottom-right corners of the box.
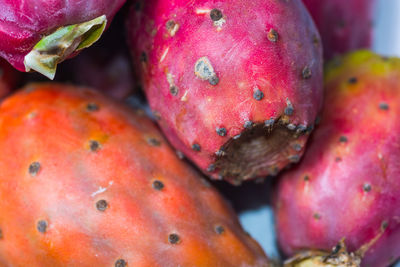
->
(0, 0), (397, 267)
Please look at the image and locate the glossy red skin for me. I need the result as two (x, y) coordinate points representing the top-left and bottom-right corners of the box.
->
(303, 0), (375, 59)
(127, 0), (323, 182)
(275, 51), (400, 267)
(0, 83), (269, 267)
(0, 58), (19, 100)
(0, 0), (126, 72)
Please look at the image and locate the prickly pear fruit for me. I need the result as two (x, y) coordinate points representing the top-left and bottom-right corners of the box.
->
(127, 0), (323, 184)
(0, 0), (126, 79)
(0, 83), (270, 267)
(274, 50), (400, 267)
(302, 0), (376, 59)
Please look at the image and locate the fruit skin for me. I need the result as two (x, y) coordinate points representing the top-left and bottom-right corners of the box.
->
(0, 83), (269, 267)
(274, 50), (400, 267)
(0, 0), (126, 72)
(0, 58), (19, 100)
(302, 0), (376, 59)
(127, 0), (323, 184)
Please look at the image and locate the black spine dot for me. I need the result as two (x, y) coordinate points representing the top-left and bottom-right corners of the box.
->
(170, 86), (178, 96)
(89, 140), (101, 152)
(292, 143), (302, 152)
(37, 220), (48, 233)
(297, 124), (307, 133)
(0, 228), (3, 239)
(244, 121), (253, 129)
(313, 213), (321, 220)
(115, 259), (127, 267)
(332, 243), (341, 254)
(304, 175), (310, 181)
(140, 52), (148, 63)
(253, 89), (264, 101)
(363, 183), (372, 192)
(29, 162), (41, 177)
(152, 180), (164, 191)
(168, 233), (180, 244)
(207, 164), (216, 172)
(96, 200), (108, 211)
(288, 155), (300, 163)
(192, 143), (201, 151)
(209, 76), (220, 86)
(166, 20), (176, 30)
(339, 136), (348, 143)
(312, 34), (320, 45)
(381, 220), (389, 230)
(348, 77), (358, 84)
(302, 66), (312, 79)
(210, 9), (223, 21)
(267, 29), (278, 42)
(147, 138), (161, 146)
(86, 103), (99, 112)
(284, 106), (294, 116)
(215, 225), (225, 234)
(379, 102), (389, 110)
(216, 127), (227, 137)
(264, 119), (275, 127)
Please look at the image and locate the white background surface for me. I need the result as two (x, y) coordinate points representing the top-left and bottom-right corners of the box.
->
(238, 1), (400, 265)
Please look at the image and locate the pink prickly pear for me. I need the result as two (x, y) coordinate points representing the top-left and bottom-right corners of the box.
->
(127, 0), (323, 184)
(275, 50), (400, 267)
(302, 0), (376, 59)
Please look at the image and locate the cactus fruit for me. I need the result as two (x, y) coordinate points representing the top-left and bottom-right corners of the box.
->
(127, 0), (323, 184)
(275, 51), (400, 267)
(302, 0), (376, 59)
(0, 83), (270, 267)
(0, 0), (126, 79)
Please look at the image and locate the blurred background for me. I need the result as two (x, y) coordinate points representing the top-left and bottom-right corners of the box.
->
(238, 0), (400, 265)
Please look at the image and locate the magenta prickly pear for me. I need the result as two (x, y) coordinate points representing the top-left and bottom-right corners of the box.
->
(275, 50), (400, 267)
(127, 0), (323, 184)
(0, 0), (126, 79)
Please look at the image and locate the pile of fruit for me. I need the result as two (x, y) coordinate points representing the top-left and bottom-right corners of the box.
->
(0, 0), (397, 266)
